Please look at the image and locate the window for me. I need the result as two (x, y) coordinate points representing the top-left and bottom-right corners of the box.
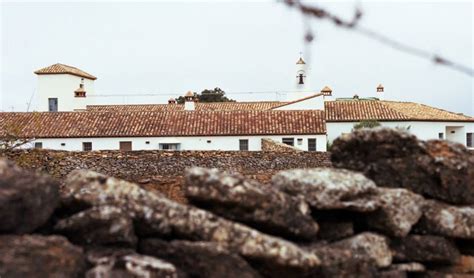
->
(297, 138), (303, 145)
(239, 139), (249, 151)
(145, 141), (150, 144)
(282, 138), (294, 146)
(119, 141), (132, 151)
(48, 98), (58, 112)
(82, 142), (92, 151)
(467, 133), (473, 148)
(207, 140), (212, 143)
(438, 133), (444, 139)
(159, 143), (180, 150)
(61, 143), (66, 146)
(308, 138), (317, 152)
(34, 142), (43, 149)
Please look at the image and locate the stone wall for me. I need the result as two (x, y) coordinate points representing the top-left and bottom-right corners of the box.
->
(261, 138), (302, 152)
(2, 149), (331, 203)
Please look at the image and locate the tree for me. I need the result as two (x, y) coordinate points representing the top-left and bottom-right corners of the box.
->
(0, 114), (38, 153)
(175, 87), (235, 104)
(353, 120), (381, 130)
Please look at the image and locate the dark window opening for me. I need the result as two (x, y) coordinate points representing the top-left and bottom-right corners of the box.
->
(308, 138), (317, 152)
(467, 133), (473, 148)
(239, 139), (249, 151)
(82, 142), (92, 151)
(145, 141), (150, 144)
(282, 138), (294, 146)
(34, 142), (43, 149)
(438, 133), (444, 139)
(61, 143), (66, 146)
(159, 143), (180, 150)
(207, 140), (212, 143)
(48, 98), (58, 112)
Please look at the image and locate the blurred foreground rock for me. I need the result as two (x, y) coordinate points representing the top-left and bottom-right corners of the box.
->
(0, 235), (86, 277)
(1, 128), (474, 277)
(0, 158), (59, 234)
(331, 128), (474, 205)
(184, 167), (319, 240)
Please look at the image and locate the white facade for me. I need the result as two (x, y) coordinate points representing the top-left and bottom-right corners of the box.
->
(275, 94), (325, 110)
(327, 121), (474, 148)
(36, 74), (95, 111)
(25, 134), (327, 152)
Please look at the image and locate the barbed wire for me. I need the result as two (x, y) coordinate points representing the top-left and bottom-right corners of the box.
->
(284, 0), (473, 77)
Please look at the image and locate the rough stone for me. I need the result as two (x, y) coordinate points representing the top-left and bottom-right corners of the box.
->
(54, 205), (137, 247)
(367, 187), (425, 237)
(0, 158), (59, 233)
(416, 200), (474, 239)
(331, 232), (392, 268)
(184, 167), (319, 240)
(0, 234), (86, 277)
(390, 235), (460, 264)
(330, 128), (474, 205)
(310, 245), (377, 277)
(85, 248), (178, 278)
(61, 170), (321, 274)
(388, 262), (426, 273)
(272, 167), (380, 212)
(139, 239), (261, 278)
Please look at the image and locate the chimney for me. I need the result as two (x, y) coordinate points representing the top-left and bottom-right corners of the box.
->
(168, 98), (176, 104)
(377, 84), (385, 100)
(321, 85), (333, 101)
(184, 91), (195, 111)
(74, 78), (86, 98)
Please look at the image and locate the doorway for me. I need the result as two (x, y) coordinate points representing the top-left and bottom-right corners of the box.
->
(119, 141), (132, 151)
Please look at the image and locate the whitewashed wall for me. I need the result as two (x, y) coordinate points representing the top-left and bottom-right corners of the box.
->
(327, 121), (474, 148)
(24, 134), (327, 152)
(36, 74), (95, 111)
(274, 94), (324, 110)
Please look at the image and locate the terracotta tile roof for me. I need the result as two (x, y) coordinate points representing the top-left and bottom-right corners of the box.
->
(34, 63), (97, 80)
(86, 101), (284, 112)
(324, 100), (474, 122)
(381, 101), (474, 122)
(0, 110), (326, 138)
(324, 100), (409, 121)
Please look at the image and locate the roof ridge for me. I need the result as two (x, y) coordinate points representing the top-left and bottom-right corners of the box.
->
(271, 92), (324, 109)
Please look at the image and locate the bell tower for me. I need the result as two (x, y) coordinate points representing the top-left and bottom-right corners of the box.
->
(289, 53), (310, 101)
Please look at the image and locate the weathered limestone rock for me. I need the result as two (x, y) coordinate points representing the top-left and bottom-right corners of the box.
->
(184, 167), (319, 240)
(416, 200), (474, 239)
(310, 245), (377, 277)
(0, 158), (59, 233)
(61, 170), (321, 274)
(391, 235), (460, 264)
(331, 232), (392, 268)
(85, 248), (178, 278)
(367, 188), (425, 237)
(388, 262), (426, 273)
(55, 205), (137, 247)
(139, 239), (261, 278)
(272, 168), (380, 212)
(0, 235), (86, 277)
(331, 128), (474, 205)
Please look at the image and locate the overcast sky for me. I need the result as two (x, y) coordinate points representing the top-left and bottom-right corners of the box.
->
(1, 1), (473, 115)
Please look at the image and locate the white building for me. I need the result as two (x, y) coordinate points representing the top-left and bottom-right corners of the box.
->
(34, 63), (96, 112)
(1, 60), (473, 151)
